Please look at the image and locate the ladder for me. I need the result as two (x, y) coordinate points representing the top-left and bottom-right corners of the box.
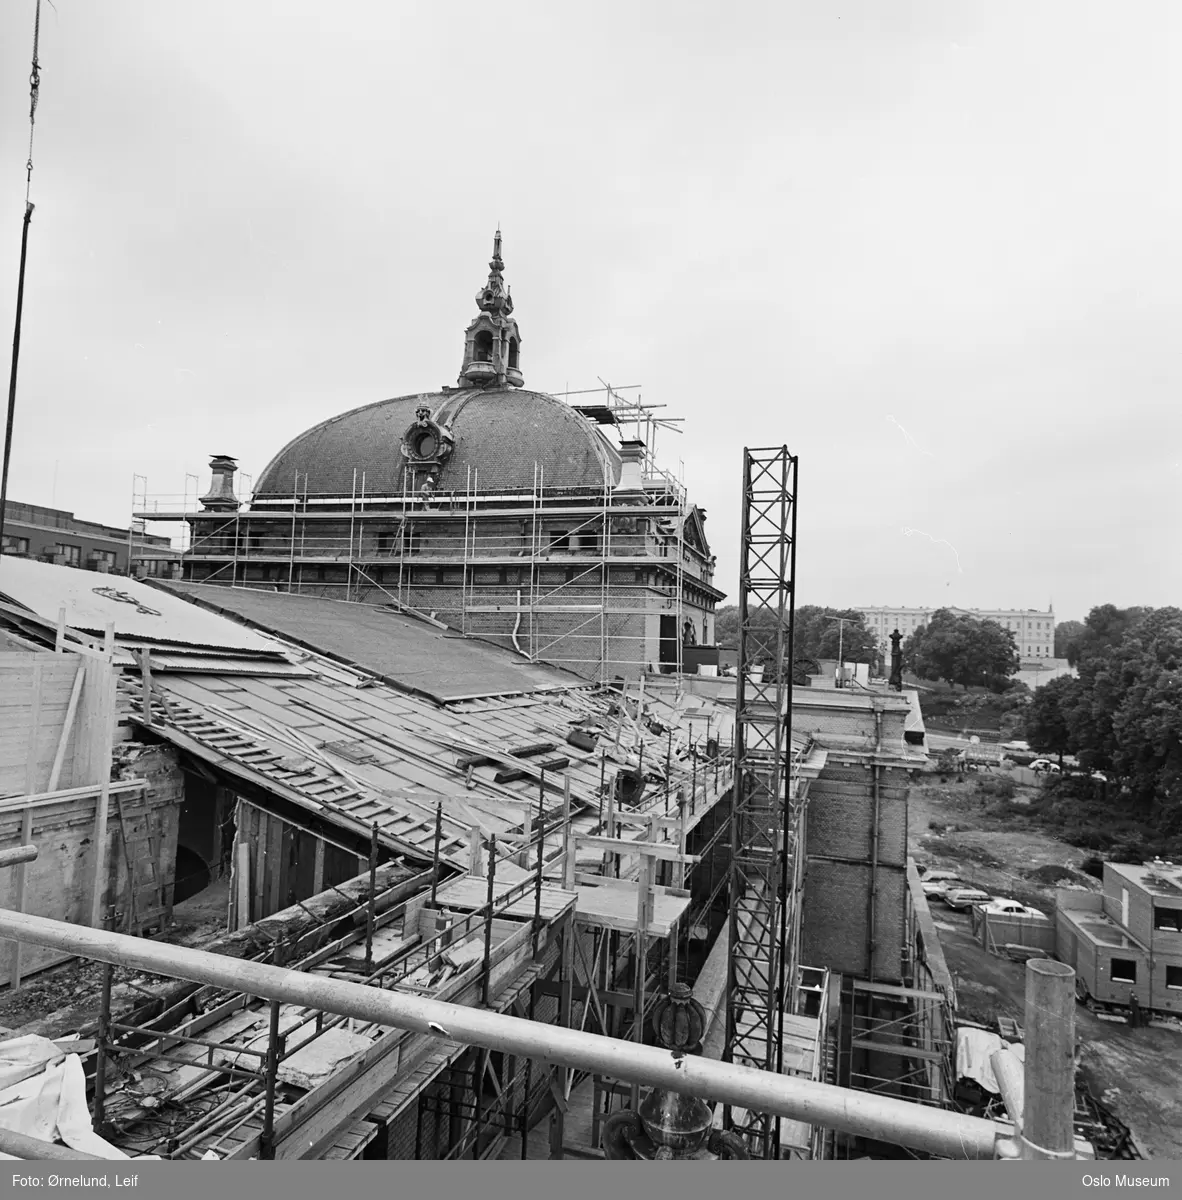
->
(115, 793), (168, 935)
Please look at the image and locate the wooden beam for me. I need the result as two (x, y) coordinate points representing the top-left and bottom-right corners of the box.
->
(236, 841), (251, 930)
(47, 664), (85, 793)
(0, 780), (145, 816)
(574, 835), (700, 865)
(87, 624), (117, 929)
(24, 659), (42, 796)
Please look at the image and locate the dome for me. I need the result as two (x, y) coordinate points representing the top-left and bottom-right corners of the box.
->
(254, 388), (621, 499)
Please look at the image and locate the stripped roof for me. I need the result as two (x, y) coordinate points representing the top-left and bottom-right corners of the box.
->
(126, 653), (733, 870)
(152, 580), (584, 703)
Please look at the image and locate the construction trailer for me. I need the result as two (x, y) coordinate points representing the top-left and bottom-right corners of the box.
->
(1056, 865), (1182, 1015)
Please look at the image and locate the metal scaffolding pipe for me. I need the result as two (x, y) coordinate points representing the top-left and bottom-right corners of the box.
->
(0, 909), (1009, 1160)
(0, 845), (38, 868)
(0, 1126), (98, 1161)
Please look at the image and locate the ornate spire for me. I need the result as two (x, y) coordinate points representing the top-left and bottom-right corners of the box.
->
(458, 228), (524, 389)
(475, 228), (514, 317)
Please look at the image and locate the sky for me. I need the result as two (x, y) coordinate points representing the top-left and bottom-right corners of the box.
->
(1, 0), (1179, 625)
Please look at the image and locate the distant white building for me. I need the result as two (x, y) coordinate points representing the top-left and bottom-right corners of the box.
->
(854, 605), (1058, 660)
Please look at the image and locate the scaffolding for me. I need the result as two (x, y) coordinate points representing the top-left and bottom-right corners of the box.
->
(723, 445), (801, 1159)
(128, 387), (719, 684)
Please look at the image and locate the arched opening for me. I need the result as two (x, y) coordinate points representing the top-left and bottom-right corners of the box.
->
(507, 336), (519, 368)
(474, 330), (493, 362)
(173, 845), (212, 905)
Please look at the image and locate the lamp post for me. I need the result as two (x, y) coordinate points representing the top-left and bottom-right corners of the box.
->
(825, 615), (857, 687)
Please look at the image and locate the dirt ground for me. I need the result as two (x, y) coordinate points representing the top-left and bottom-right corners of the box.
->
(910, 772), (1182, 1160)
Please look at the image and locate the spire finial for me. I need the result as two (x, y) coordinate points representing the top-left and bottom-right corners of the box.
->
(477, 227), (512, 317)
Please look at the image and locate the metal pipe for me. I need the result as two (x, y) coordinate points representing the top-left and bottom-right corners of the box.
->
(990, 1047), (1024, 1132)
(93, 962), (113, 1132)
(365, 822), (378, 970)
(0, 844), (38, 868)
(1022, 958), (1077, 1159)
(430, 802), (443, 905)
(0, 1126), (100, 1162)
(868, 707), (883, 982)
(0, 908), (1008, 1159)
(260, 999), (282, 1160)
(482, 836), (497, 1006)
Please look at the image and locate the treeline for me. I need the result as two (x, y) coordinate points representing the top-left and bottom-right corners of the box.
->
(713, 605), (879, 671)
(1025, 605), (1182, 830)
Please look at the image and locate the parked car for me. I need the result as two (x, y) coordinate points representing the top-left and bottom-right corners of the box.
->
(979, 898), (1046, 919)
(943, 885), (994, 909)
(1090, 770), (1111, 783)
(1001, 740), (1031, 753)
(918, 867), (960, 884)
(922, 876), (970, 898)
(1029, 758), (1061, 774)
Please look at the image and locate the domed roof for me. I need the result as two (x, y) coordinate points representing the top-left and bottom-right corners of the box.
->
(254, 388), (621, 498)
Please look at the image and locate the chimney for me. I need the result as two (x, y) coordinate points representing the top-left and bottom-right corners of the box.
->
(200, 455), (240, 511)
(615, 440), (646, 497)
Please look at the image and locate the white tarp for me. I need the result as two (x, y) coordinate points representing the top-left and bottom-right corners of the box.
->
(955, 1026), (1023, 1093)
(0, 1035), (130, 1159)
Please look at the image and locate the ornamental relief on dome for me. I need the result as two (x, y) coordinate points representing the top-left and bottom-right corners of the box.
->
(400, 405), (455, 468)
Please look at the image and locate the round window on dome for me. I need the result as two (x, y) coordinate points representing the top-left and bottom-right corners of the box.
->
(415, 432), (437, 458)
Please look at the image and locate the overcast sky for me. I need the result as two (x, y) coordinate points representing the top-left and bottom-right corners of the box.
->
(1, 1), (1178, 624)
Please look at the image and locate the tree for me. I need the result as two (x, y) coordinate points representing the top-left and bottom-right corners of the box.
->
(1025, 675), (1083, 765)
(1104, 609), (1182, 821)
(1054, 619), (1086, 664)
(712, 604), (878, 669)
(792, 606), (879, 666)
(903, 608), (1020, 689)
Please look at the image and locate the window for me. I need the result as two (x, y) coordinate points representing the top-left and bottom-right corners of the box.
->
(1, 535), (29, 554)
(376, 531), (400, 554)
(508, 336), (519, 368)
(473, 330), (493, 362)
(89, 549), (117, 569)
(549, 530), (570, 552)
(573, 532), (600, 553)
(1154, 907), (1182, 933)
(55, 543), (81, 566)
(1167, 966), (1182, 990)
(1110, 958), (1137, 983)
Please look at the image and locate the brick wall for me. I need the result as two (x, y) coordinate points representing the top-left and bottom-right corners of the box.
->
(800, 858), (907, 982)
(799, 759), (910, 984)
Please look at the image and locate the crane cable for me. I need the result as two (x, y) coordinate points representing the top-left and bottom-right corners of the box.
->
(1, 0), (43, 553)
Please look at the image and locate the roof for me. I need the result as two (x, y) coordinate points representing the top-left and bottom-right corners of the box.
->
(151, 580), (584, 702)
(1059, 907), (1144, 950)
(1106, 860), (1182, 898)
(125, 657), (734, 868)
(0, 557), (282, 656)
(253, 389), (621, 497)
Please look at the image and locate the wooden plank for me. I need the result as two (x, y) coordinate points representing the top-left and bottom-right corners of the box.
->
(574, 883), (691, 937)
(575, 835), (699, 865)
(267, 812), (284, 916)
(24, 660), (43, 796)
(235, 840), (251, 930)
(86, 633), (116, 928)
(313, 838), (325, 895)
(46, 665), (85, 794)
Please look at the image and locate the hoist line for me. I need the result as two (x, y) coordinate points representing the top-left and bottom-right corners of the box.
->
(1, 0), (43, 553)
